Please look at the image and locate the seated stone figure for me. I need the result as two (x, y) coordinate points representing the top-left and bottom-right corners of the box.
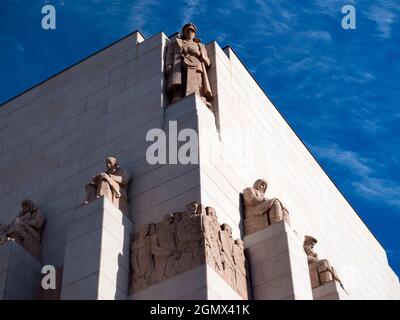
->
(0, 199), (45, 259)
(84, 156), (130, 215)
(303, 235), (343, 289)
(242, 179), (290, 235)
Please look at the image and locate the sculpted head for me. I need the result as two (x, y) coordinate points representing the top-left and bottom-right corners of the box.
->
(181, 23), (197, 40)
(206, 206), (217, 220)
(253, 179), (268, 194)
(149, 223), (157, 235)
(221, 223), (233, 237)
(163, 213), (174, 224)
(106, 156), (118, 171)
(186, 201), (203, 215)
(138, 224), (150, 239)
(235, 239), (244, 249)
(304, 235), (318, 248)
(21, 199), (35, 213)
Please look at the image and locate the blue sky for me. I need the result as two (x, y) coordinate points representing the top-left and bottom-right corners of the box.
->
(1, 0), (399, 277)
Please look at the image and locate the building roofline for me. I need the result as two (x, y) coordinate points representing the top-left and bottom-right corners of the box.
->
(221, 44), (388, 255)
(0, 30), (145, 108)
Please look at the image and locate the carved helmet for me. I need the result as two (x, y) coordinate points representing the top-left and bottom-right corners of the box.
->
(181, 22), (197, 34)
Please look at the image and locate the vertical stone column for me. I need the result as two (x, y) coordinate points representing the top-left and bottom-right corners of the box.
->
(60, 197), (132, 300)
(0, 241), (42, 300)
(244, 221), (313, 300)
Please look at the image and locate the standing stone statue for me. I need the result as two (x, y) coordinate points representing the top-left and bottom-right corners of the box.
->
(202, 206), (223, 273)
(303, 235), (343, 289)
(130, 224), (155, 292)
(242, 179), (290, 235)
(0, 199), (45, 259)
(219, 223), (236, 289)
(150, 213), (179, 283)
(165, 23), (213, 107)
(175, 201), (205, 273)
(84, 156), (130, 215)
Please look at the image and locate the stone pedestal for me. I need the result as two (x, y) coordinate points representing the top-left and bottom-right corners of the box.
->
(312, 280), (349, 300)
(244, 221), (313, 300)
(60, 197), (132, 300)
(0, 241), (42, 300)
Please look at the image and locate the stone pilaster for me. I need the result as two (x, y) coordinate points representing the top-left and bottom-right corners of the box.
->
(60, 197), (132, 300)
(244, 221), (313, 300)
(0, 241), (42, 300)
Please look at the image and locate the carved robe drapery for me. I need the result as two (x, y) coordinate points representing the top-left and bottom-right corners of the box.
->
(165, 37), (213, 106)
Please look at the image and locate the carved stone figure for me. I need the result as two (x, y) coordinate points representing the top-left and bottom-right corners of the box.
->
(242, 179), (290, 235)
(303, 235), (343, 289)
(202, 207), (223, 272)
(232, 239), (248, 299)
(130, 201), (249, 299)
(219, 223), (236, 289)
(130, 224), (155, 292)
(150, 214), (179, 283)
(175, 202), (205, 273)
(84, 156), (130, 215)
(165, 23), (213, 107)
(0, 199), (45, 259)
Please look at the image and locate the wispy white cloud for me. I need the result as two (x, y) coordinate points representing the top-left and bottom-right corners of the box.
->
(180, 0), (202, 26)
(311, 143), (400, 209)
(353, 177), (400, 208)
(286, 56), (336, 73)
(313, 0), (356, 16)
(304, 30), (332, 42)
(331, 71), (376, 84)
(312, 143), (372, 176)
(367, 6), (397, 38)
(126, 0), (160, 33)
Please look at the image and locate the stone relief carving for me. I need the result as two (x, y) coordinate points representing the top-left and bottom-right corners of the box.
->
(165, 23), (213, 107)
(0, 199), (45, 259)
(242, 179), (290, 235)
(303, 235), (344, 289)
(84, 156), (130, 215)
(130, 201), (249, 299)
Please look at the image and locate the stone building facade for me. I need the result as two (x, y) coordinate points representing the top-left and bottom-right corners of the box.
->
(0, 26), (399, 300)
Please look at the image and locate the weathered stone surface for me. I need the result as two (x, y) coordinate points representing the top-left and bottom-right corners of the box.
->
(130, 201), (249, 299)
(61, 197), (132, 300)
(303, 235), (343, 289)
(0, 199), (45, 260)
(243, 179), (290, 235)
(83, 156), (130, 215)
(0, 241), (42, 300)
(244, 221), (313, 300)
(165, 23), (213, 107)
